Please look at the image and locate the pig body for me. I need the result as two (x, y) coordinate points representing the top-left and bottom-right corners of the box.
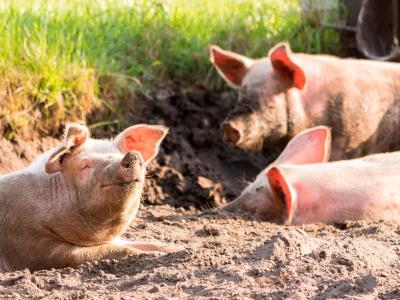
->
(280, 158), (400, 224)
(221, 126), (400, 224)
(210, 43), (400, 160)
(0, 124), (175, 272)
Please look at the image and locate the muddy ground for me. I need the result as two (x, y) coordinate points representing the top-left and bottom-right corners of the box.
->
(0, 88), (399, 299)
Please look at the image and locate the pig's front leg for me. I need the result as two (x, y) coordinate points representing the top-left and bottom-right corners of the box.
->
(46, 243), (143, 270)
(117, 239), (181, 253)
(47, 240), (179, 270)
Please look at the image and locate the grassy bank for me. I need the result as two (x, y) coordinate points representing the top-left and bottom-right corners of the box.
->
(0, 0), (339, 138)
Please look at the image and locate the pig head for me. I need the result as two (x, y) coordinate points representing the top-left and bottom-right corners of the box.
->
(220, 126), (400, 224)
(210, 42), (400, 159)
(0, 123), (176, 272)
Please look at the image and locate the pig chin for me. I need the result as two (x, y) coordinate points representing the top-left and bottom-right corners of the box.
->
(100, 177), (144, 191)
(236, 134), (264, 152)
(233, 116), (287, 153)
(237, 128), (285, 152)
(101, 182), (144, 211)
(233, 122), (266, 152)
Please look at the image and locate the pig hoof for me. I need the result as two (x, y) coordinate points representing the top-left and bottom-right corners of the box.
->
(157, 244), (185, 253)
(123, 241), (182, 253)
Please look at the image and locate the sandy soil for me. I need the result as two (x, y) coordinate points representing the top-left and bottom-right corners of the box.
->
(1, 88), (399, 299)
(0, 205), (399, 299)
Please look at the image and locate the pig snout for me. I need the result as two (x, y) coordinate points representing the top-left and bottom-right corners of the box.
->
(220, 121), (242, 144)
(219, 197), (244, 213)
(119, 151), (144, 182)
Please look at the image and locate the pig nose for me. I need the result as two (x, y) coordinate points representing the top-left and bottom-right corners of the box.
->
(120, 151), (144, 181)
(220, 122), (242, 144)
(121, 151), (142, 169)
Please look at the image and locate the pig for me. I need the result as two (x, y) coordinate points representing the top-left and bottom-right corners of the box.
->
(0, 123), (177, 272)
(209, 42), (400, 160)
(220, 126), (400, 224)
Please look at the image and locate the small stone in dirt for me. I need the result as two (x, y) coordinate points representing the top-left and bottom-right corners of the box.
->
(333, 255), (354, 270)
(248, 268), (261, 277)
(61, 267), (74, 274)
(136, 223), (146, 229)
(148, 286), (160, 293)
(54, 272), (62, 285)
(195, 227), (220, 237)
(197, 176), (214, 189)
(255, 278), (269, 288)
(361, 226), (381, 235)
(31, 275), (44, 288)
(318, 250), (328, 260)
(209, 241), (222, 248)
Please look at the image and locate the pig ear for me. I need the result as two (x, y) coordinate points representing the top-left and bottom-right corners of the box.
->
(115, 124), (169, 163)
(45, 123), (90, 174)
(269, 43), (306, 89)
(266, 167), (297, 224)
(274, 126), (331, 165)
(209, 45), (253, 88)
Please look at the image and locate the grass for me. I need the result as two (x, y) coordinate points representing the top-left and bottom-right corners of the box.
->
(0, 0), (340, 138)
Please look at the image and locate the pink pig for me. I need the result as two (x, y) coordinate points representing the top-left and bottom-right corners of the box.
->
(0, 123), (178, 272)
(220, 126), (400, 224)
(210, 42), (400, 160)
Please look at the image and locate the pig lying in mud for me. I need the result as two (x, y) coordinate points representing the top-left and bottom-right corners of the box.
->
(0, 123), (176, 272)
(220, 126), (400, 224)
(210, 42), (400, 160)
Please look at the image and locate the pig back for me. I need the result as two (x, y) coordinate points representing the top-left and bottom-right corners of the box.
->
(302, 57), (400, 159)
(281, 160), (400, 224)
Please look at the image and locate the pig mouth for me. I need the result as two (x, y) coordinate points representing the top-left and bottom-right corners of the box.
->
(100, 179), (140, 189)
(235, 135), (264, 152)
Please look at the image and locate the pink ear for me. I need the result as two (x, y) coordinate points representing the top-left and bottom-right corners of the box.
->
(274, 126), (331, 165)
(45, 123), (90, 174)
(64, 123), (89, 148)
(209, 45), (252, 88)
(266, 167), (297, 224)
(115, 124), (168, 163)
(269, 43), (305, 89)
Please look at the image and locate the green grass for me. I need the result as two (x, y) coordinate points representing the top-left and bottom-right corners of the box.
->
(0, 0), (339, 138)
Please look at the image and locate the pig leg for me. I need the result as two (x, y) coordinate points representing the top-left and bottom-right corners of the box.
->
(121, 240), (181, 252)
(47, 240), (179, 268)
(46, 243), (144, 269)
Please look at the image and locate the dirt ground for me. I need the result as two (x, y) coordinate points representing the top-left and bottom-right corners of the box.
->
(0, 88), (399, 299)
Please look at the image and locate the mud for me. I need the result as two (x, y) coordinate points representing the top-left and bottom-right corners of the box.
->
(0, 205), (399, 299)
(0, 135), (58, 174)
(0, 88), (399, 299)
